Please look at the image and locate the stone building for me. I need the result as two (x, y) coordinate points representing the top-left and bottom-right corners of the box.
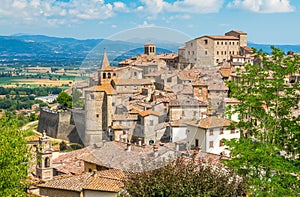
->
(182, 30), (248, 69)
(186, 116), (240, 155)
(36, 131), (53, 181)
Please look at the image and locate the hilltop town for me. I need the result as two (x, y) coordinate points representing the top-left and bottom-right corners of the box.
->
(29, 30), (300, 196)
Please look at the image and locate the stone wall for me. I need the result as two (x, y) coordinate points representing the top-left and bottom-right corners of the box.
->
(37, 108), (84, 145)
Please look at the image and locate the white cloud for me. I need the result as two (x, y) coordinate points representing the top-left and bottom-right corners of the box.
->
(0, 0), (129, 26)
(138, 21), (155, 28)
(139, 0), (223, 15)
(228, 0), (295, 13)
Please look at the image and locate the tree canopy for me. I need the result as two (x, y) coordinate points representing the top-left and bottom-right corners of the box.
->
(0, 113), (31, 196)
(122, 159), (245, 197)
(56, 91), (72, 108)
(225, 47), (300, 196)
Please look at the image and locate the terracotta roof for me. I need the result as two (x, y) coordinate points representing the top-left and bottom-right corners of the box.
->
(80, 141), (177, 172)
(178, 46), (186, 50)
(186, 116), (232, 129)
(169, 98), (208, 107)
(241, 46), (253, 52)
(139, 110), (160, 117)
(113, 78), (152, 85)
(85, 83), (116, 95)
(228, 30), (247, 35)
(219, 68), (232, 78)
(111, 125), (130, 130)
(38, 169), (125, 193)
(52, 147), (91, 175)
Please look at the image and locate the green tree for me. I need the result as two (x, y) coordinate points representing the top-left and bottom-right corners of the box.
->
(56, 91), (72, 108)
(225, 47), (300, 196)
(72, 88), (83, 108)
(0, 113), (30, 196)
(122, 159), (245, 197)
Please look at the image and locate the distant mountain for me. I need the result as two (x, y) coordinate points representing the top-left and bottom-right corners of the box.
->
(0, 35), (181, 67)
(1, 34), (300, 67)
(248, 42), (300, 54)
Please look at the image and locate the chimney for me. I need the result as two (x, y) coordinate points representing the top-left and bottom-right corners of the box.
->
(138, 137), (142, 146)
(153, 144), (159, 157)
(126, 142), (132, 152)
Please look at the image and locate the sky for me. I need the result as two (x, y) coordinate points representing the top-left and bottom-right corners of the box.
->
(0, 0), (300, 44)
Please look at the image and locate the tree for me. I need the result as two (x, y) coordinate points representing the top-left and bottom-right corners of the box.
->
(72, 88), (84, 108)
(225, 47), (300, 196)
(56, 91), (72, 108)
(122, 159), (245, 196)
(0, 113), (30, 196)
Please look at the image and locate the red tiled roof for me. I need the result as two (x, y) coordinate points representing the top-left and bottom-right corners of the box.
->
(186, 116), (232, 129)
(139, 110), (160, 117)
(38, 169), (125, 193)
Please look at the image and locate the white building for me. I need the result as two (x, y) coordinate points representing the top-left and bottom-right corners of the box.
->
(186, 116), (240, 156)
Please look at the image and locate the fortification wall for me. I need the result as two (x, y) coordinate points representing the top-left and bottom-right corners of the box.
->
(37, 108), (59, 137)
(37, 108), (85, 145)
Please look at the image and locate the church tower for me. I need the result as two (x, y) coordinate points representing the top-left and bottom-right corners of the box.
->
(36, 130), (53, 181)
(85, 49), (116, 146)
(144, 42), (156, 57)
(98, 49), (115, 85)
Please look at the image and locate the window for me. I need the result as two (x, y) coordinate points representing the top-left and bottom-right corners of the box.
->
(221, 42), (223, 45)
(88, 168), (92, 172)
(193, 111), (197, 116)
(204, 39), (208, 44)
(232, 42), (235, 45)
(113, 73), (116, 76)
(209, 129), (214, 136)
(182, 111), (185, 116)
(192, 51), (194, 55)
(167, 77), (172, 82)
(231, 128), (235, 134)
(209, 141), (214, 148)
(219, 140), (224, 147)
(90, 94), (94, 100)
(195, 139), (199, 147)
(188, 51), (190, 55)
(198, 88), (202, 94)
(220, 128), (224, 134)
(191, 42), (193, 46)
(45, 157), (50, 167)
(134, 72), (137, 77)
(217, 41), (219, 45)
(225, 42), (227, 45)
(229, 42), (231, 45)
(221, 51), (223, 55)
(205, 50), (208, 55)
(103, 73), (106, 79)
(150, 120), (154, 126)
(216, 59), (219, 63)
(237, 42), (239, 45)
(112, 102), (115, 106)
(108, 73), (111, 79)
(96, 114), (99, 118)
(217, 51), (219, 55)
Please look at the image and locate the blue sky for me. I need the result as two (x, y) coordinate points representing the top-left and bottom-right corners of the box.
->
(0, 0), (299, 44)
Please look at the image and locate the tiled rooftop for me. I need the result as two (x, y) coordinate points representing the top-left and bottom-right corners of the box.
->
(38, 169), (125, 193)
(186, 116), (232, 129)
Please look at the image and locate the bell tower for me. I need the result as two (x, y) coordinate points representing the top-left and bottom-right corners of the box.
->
(36, 130), (53, 181)
(144, 42), (156, 57)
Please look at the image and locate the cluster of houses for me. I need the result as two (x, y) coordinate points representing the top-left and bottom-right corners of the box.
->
(31, 30), (274, 196)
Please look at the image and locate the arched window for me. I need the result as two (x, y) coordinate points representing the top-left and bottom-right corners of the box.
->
(45, 157), (50, 167)
(103, 73), (106, 79)
(108, 73), (111, 79)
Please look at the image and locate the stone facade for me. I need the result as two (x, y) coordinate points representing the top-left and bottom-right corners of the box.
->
(183, 30), (248, 69)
